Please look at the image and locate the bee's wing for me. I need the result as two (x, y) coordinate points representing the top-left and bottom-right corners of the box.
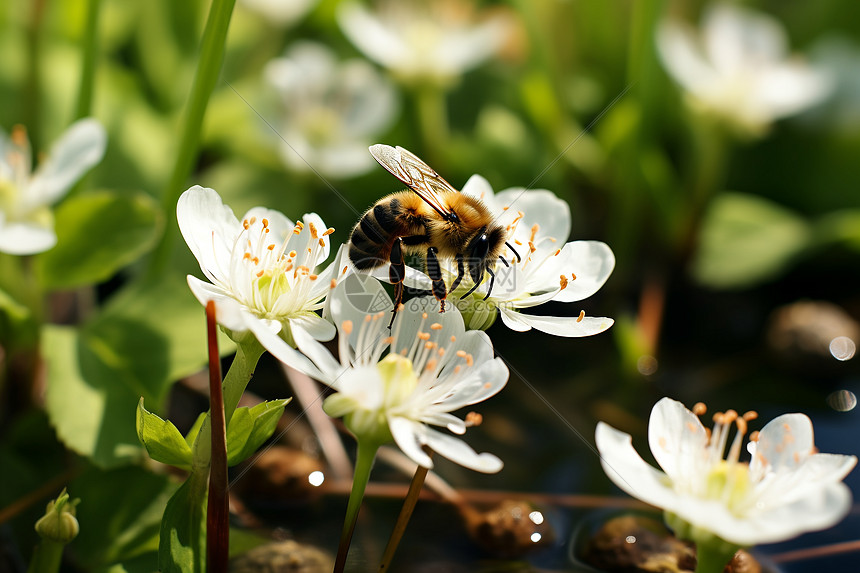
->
(369, 144), (457, 219)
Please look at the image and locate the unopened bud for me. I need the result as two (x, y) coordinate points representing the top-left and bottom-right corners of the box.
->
(34, 490), (80, 544)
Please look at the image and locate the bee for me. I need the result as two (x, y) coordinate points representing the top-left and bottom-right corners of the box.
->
(349, 144), (520, 322)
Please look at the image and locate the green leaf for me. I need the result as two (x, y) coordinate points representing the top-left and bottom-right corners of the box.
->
(136, 399), (193, 470)
(226, 399), (290, 466)
(692, 193), (811, 289)
(70, 465), (175, 570)
(43, 326), (143, 467)
(158, 471), (207, 573)
(99, 272), (235, 385)
(36, 190), (162, 289)
(185, 412), (207, 448)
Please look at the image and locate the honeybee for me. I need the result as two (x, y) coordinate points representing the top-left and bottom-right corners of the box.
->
(349, 144), (520, 321)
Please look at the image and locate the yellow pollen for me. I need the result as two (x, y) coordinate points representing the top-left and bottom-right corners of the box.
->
(418, 332), (431, 341)
(514, 239), (522, 245)
(243, 252), (251, 260)
(375, 312), (385, 319)
(342, 320), (353, 334)
(289, 250), (298, 258)
(465, 412), (483, 426)
(425, 359), (437, 370)
(330, 279), (337, 289)
(397, 303), (405, 312)
(437, 348), (445, 356)
(249, 217), (257, 225)
(400, 348), (408, 356)
(267, 244), (275, 250)
(243, 220), (250, 230)
(309, 274), (318, 280)
(262, 218), (269, 228)
(743, 411), (759, 421)
(449, 335), (456, 342)
(251, 257), (259, 264)
(430, 323), (443, 330)
(466, 354), (474, 367)
(559, 275), (568, 290)
(293, 228), (301, 235)
(554, 248), (561, 256)
(318, 238), (326, 247)
(724, 410), (738, 423)
(736, 418), (748, 435)
(529, 223), (539, 242)
(693, 402), (707, 416)
(296, 265), (310, 273)
(323, 227), (335, 236)
(307, 248), (311, 254)
(285, 264), (293, 272)
(576, 310), (585, 322)
(422, 312), (428, 319)
(502, 206), (509, 211)
(296, 221), (304, 229)
(309, 222), (318, 238)
(550, 237), (557, 242)
(570, 272), (577, 280)
(749, 430), (760, 442)
(528, 242), (536, 253)
(453, 365), (461, 374)
(424, 342), (435, 349)
(256, 270), (264, 278)
(364, 315), (372, 323)
(456, 350), (467, 358)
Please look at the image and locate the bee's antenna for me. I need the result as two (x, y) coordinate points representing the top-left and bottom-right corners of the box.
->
(498, 255), (510, 268)
(505, 241), (521, 262)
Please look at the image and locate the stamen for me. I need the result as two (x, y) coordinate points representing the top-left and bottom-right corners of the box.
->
(576, 310), (585, 322)
(330, 279), (338, 289)
(267, 244), (275, 251)
(570, 272), (577, 280)
(323, 227), (335, 236)
(418, 332), (430, 341)
(309, 222), (318, 238)
(693, 402), (707, 416)
(342, 320), (353, 334)
(749, 430), (760, 442)
(289, 250), (298, 258)
(743, 411), (759, 421)
(261, 218), (269, 228)
(465, 412), (483, 427)
(243, 220), (250, 230)
(430, 323), (443, 330)
(559, 275), (568, 290)
(456, 350), (467, 358)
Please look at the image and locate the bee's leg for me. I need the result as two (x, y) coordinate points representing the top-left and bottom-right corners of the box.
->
(449, 254), (466, 292)
(461, 271), (483, 298)
(389, 238), (405, 328)
(482, 268), (495, 300)
(426, 246), (447, 311)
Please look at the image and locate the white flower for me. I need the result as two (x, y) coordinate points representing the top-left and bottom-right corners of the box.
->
(596, 397), (857, 546)
(657, 4), (832, 134)
(264, 42), (398, 179)
(177, 185), (337, 375)
(292, 273), (508, 473)
(0, 119), (106, 255)
(238, 0), (317, 26)
(337, 0), (509, 87)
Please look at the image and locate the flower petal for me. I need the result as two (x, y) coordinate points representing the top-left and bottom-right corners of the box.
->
(177, 186), (240, 285)
(290, 313), (336, 342)
(329, 273), (394, 349)
(529, 241), (615, 303)
(389, 416), (433, 468)
(337, 1), (409, 71)
(647, 398), (709, 484)
(420, 425), (503, 473)
(291, 323), (346, 386)
(595, 422), (681, 509)
(245, 316), (324, 379)
(391, 296), (464, 357)
(186, 275), (247, 333)
(28, 118), (107, 207)
(499, 308), (613, 337)
(494, 188), (571, 243)
(0, 220), (57, 255)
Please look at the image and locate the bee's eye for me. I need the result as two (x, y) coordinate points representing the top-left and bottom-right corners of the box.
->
(471, 234), (490, 262)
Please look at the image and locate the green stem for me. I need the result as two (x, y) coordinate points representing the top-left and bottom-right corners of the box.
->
(24, 0), (46, 152)
(334, 440), (381, 573)
(27, 540), (64, 573)
(148, 0), (237, 276)
(378, 453), (431, 572)
(695, 540), (740, 573)
(74, 0), (102, 120)
(414, 85), (449, 160)
(222, 338), (265, 425)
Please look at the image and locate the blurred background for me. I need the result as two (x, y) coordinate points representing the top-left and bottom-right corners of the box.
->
(1, 0), (859, 571)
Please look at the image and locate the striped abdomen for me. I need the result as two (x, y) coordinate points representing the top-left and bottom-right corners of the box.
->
(349, 195), (424, 270)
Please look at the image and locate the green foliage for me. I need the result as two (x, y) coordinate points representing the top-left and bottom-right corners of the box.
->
(136, 399), (193, 470)
(225, 398), (290, 466)
(158, 471), (207, 573)
(692, 193), (812, 288)
(36, 191), (162, 289)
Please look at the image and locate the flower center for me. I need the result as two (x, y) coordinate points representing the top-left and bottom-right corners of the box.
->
(234, 216), (333, 320)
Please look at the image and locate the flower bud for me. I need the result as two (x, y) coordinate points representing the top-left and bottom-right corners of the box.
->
(34, 490), (80, 544)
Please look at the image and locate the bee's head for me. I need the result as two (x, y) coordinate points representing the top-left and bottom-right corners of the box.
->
(466, 225), (507, 284)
